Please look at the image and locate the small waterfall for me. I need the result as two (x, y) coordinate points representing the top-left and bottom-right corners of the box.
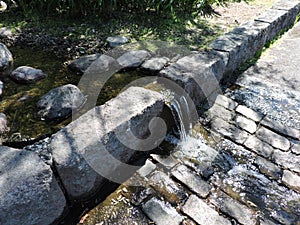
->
(169, 95), (193, 142)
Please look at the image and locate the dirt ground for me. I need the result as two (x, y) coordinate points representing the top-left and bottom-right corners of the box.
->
(208, 0), (277, 32)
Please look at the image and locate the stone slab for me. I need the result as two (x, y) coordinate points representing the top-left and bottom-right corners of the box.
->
(282, 170), (300, 193)
(49, 87), (165, 200)
(236, 105), (263, 122)
(182, 195), (231, 225)
(210, 191), (256, 225)
(142, 197), (184, 225)
(272, 150), (300, 173)
(0, 146), (66, 225)
(256, 126), (290, 151)
(255, 156), (282, 180)
(244, 135), (274, 158)
(171, 164), (211, 198)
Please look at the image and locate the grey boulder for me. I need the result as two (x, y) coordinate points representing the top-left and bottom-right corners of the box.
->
(0, 27), (12, 38)
(0, 42), (13, 72)
(68, 54), (101, 74)
(117, 50), (151, 69)
(0, 113), (8, 134)
(11, 66), (47, 83)
(106, 36), (129, 47)
(0, 146), (66, 225)
(141, 57), (170, 72)
(37, 84), (86, 120)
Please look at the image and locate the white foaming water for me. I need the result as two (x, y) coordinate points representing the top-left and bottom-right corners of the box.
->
(169, 95), (193, 142)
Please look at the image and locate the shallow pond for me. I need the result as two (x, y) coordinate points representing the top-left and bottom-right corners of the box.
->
(0, 47), (144, 141)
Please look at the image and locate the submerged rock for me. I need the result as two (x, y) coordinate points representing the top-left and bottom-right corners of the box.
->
(68, 53), (101, 74)
(106, 36), (129, 47)
(0, 113), (8, 134)
(0, 146), (66, 225)
(117, 50), (151, 69)
(0, 27), (12, 38)
(0, 42), (13, 72)
(36, 84), (86, 121)
(11, 66), (47, 83)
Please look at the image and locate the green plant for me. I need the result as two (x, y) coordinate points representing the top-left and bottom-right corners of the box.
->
(11, 0), (249, 19)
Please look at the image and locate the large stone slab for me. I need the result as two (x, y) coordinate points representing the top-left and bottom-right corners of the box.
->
(49, 87), (165, 200)
(0, 146), (66, 225)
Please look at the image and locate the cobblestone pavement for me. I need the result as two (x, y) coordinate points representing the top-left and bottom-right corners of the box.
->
(80, 22), (300, 225)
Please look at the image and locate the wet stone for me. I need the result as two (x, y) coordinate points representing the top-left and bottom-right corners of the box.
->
(171, 164), (211, 198)
(210, 191), (257, 225)
(182, 195), (231, 225)
(174, 137), (230, 179)
(0, 113), (8, 134)
(235, 115), (257, 134)
(117, 50), (151, 69)
(259, 218), (279, 225)
(229, 86), (300, 130)
(149, 171), (188, 205)
(36, 84), (86, 121)
(272, 150), (300, 173)
(0, 42), (13, 72)
(141, 57), (169, 72)
(11, 66), (47, 84)
(244, 135), (274, 158)
(256, 126), (290, 151)
(142, 197), (184, 225)
(216, 139), (256, 166)
(255, 156), (282, 180)
(137, 159), (156, 177)
(261, 117), (300, 141)
(291, 141), (300, 155)
(214, 94), (238, 110)
(210, 165), (300, 225)
(68, 53), (101, 74)
(151, 154), (179, 169)
(236, 105), (263, 122)
(207, 104), (235, 122)
(282, 170), (300, 193)
(210, 117), (249, 144)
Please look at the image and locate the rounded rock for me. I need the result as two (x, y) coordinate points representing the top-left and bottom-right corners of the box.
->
(36, 84), (86, 121)
(11, 66), (47, 84)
